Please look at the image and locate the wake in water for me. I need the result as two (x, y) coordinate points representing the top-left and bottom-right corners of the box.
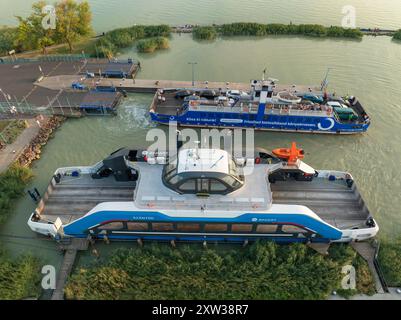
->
(117, 96), (157, 130)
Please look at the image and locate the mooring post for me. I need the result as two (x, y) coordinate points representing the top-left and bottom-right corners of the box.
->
(170, 240), (176, 248)
(137, 238), (143, 247)
(103, 234), (110, 244)
(203, 241), (207, 248)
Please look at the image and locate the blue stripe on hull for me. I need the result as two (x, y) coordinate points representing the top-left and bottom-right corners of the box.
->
(150, 111), (369, 134)
(63, 211), (342, 241)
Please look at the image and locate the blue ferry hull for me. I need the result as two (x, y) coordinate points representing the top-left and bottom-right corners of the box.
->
(151, 111), (370, 134)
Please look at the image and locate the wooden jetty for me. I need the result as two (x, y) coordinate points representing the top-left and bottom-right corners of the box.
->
(351, 241), (388, 294)
(51, 238), (89, 300)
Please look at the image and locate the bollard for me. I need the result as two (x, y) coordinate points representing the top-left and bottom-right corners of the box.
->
(137, 238), (143, 247)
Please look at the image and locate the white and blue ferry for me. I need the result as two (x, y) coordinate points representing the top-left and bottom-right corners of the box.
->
(28, 144), (378, 243)
(150, 79), (370, 134)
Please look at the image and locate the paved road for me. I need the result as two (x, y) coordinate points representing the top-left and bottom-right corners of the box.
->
(0, 119), (41, 173)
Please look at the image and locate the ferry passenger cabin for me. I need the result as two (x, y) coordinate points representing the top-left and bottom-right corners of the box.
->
(28, 145), (379, 244)
(149, 79), (371, 134)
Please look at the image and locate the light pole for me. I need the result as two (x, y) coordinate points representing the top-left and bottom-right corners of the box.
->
(188, 62), (197, 87)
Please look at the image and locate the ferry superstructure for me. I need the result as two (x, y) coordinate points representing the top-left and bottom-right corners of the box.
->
(28, 144), (378, 243)
(149, 79), (370, 134)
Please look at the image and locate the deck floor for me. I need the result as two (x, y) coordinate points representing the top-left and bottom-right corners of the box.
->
(271, 178), (369, 229)
(40, 174), (135, 224)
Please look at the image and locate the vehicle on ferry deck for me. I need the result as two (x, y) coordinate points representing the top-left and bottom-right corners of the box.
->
(28, 143), (378, 244)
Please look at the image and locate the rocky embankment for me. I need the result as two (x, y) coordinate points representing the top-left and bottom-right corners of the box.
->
(17, 116), (65, 167)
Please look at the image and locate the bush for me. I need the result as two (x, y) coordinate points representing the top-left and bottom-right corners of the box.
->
(136, 37), (169, 53)
(0, 27), (18, 54)
(65, 242), (375, 300)
(0, 253), (42, 300)
(219, 22), (362, 39)
(193, 26), (218, 40)
(0, 165), (34, 224)
(0, 120), (27, 145)
(92, 24), (171, 57)
(394, 29), (401, 41)
(378, 241), (401, 286)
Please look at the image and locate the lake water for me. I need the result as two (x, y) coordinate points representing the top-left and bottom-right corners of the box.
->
(1, 0), (401, 31)
(0, 2), (400, 264)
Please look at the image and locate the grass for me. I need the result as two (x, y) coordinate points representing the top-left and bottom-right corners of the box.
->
(0, 164), (34, 225)
(136, 37), (169, 53)
(65, 242), (375, 300)
(0, 120), (11, 132)
(0, 120), (27, 145)
(378, 240), (401, 287)
(0, 250), (42, 300)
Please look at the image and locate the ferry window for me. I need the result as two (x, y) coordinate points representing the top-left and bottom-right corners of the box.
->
(152, 223), (174, 232)
(231, 224), (253, 233)
(127, 222), (148, 231)
(177, 223), (200, 232)
(197, 179), (209, 192)
(221, 175), (242, 188)
(179, 179), (196, 191)
(256, 224), (278, 233)
(210, 179), (227, 192)
(282, 225), (308, 233)
(204, 224), (228, 232)
(169, 174), (184, 185)
(99, 221), (124, 230)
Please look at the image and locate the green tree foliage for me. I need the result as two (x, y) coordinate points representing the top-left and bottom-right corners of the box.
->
(15, 1), (55, 53)
(193, 26), (218, 40)
(0, 165), (34, 224)
(393, 29), (401, 41)
(0, 27), (18, 54)
(65, 242), (375, 300)
(14, 0), (92, 53)
(55, 0), (92, 52)
(378, 241), (401, 286)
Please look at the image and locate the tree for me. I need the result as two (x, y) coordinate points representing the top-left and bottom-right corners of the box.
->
(15, 1), (55, 53)
(55, 0), (92, 52)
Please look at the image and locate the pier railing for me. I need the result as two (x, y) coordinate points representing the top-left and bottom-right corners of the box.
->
(0, 102), (82, 118)
(0, 54), (90, 64)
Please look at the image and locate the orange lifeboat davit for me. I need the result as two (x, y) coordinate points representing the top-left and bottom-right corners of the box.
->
(272, 142), (305, 165)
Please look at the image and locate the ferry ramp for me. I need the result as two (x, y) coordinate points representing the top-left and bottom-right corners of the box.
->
(38, 174), (136, 224)
(271, 178), (370, 230)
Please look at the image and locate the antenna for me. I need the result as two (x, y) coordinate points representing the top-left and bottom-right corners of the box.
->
(321, 67), (332, 91)
(262, 67), (267, 81)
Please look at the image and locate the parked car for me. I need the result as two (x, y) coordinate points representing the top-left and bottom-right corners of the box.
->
(175, 90), (194, 99)
(199, 89), (218, 99)
(226, 89), (250, 100)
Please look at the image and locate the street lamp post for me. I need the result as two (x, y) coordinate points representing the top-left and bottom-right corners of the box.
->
(188, 62), (197, 87)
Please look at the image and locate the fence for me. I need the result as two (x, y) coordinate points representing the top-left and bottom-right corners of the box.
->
(0, 101), (81, 118)
(0, 54), (90, 64)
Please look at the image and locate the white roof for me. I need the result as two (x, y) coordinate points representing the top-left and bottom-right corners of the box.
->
(177, 149), (229, 174)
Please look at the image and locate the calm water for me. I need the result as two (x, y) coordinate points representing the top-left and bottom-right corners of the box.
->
(0, 3), (401, 263)
(1, 0), (401, 31)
